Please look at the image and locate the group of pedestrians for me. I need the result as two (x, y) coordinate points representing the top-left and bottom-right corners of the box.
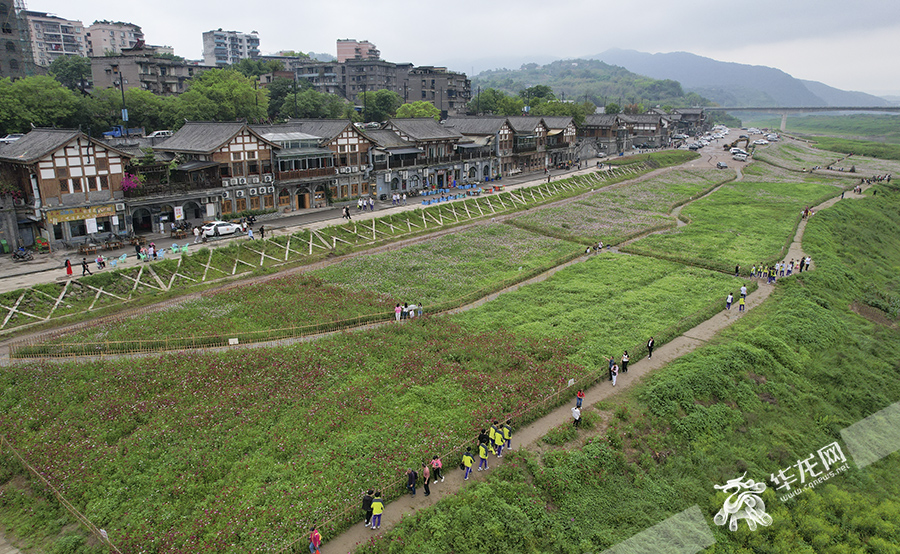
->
(390, 193), (408, 206)
(751, 257), (810, 285)
(725, 285), (748, 312)
(356, 197), (376, 211)
(394, 302), (422, 321)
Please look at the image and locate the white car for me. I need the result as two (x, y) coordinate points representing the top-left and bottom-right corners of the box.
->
(753, 139), (769, 145)
(146, 130), (173, 138)
(201, 220), (241, 237)
(733, 153), (748, 162)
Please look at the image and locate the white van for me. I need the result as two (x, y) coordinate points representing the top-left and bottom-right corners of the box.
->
(146, 130), (173, 139)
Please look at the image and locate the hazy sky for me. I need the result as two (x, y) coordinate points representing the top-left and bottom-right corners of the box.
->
(35, 0), (900, 96)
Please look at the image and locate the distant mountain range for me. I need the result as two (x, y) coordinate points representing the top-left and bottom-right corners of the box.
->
(588, 49), (891, 108)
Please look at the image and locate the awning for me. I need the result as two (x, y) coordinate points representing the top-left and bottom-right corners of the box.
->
(547, 129), (563, 136)
(387, 148), (423, 155)
(176, 160), (219, 172)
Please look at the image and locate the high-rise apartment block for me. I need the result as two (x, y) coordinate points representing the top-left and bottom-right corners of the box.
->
(86, 20), (144, 56)
(0, 1), (36, 78)
(336, 39), (379, 63)
(202, 29), (260, 67)
(23, 10), (85, 66)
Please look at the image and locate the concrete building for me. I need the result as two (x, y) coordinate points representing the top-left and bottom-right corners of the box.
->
(0, 1), (37, 78)
(404, 66), (471, 118)
(23, 10), (85, 67)
(336, 39), (379, 63)
(201, 29), (260, 67)
(91, 45), (213, 96)
(85, 20), (143, 57)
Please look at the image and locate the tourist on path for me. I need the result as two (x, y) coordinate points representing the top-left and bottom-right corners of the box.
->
(422, 462), (431, 496)
(478, 440), (489, 471)
(647, 337), (654, 359)
(462, 448), (474, 480)
(739, 296), (745, 312)
(81, 258), (92, 276)
(572, 406), (581, 428)
(370, 493), (384, 530)
(259, 225), (265, 239)
(726, 293), (734, 310)
(493, 423), (505, 457)
(503, 420), (512, 451)
(431, 455), (444, 483)
(611, 364), (619, 386)
(309, 526), (322, 554)
(621, 351), (629, 373)
(406, 468), (418, 497)
(362, 489), (374, 528)
(576, 389), (585, 408)
(740, 285), (747, 298)
(65, 259), (72, 276)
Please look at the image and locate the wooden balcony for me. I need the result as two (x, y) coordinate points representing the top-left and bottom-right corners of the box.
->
(276, 167), (336, 181)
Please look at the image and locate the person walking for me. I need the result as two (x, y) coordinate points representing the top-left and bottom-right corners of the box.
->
(431, 455), (444, 483)
(576, 390), (585, 408)
(735, 265), (740, 277)
(726, 293), (733, 310)
(621, 351), (629, 373)
(607, 356), (615, 381)
(259, 225), (265, 239)
(362, 489), (374, 528)
(489, 421), (499, 455)
(309, 526), (322, 554)
(395, 304), (402, 321)
(805, 256), (811, 272)
(493, 422), (505, 457)
(462, 448), (474, 480)
(647, 337), (654, 359)
(247, 227), (254, 240)
(193, 226), (200, 244)
(572, 405), (581, 428)
(422, 461), (431, 496)
(65, 258), (73, 276)
(81, 257), (92, 276)
(370, 492), (384, 530)
(611, 363), (619, 386)
(503, 419), (512, 451)
(406, 468), (418, 497)
(478, 440), (489, 471)
(738, 296), (746, 312)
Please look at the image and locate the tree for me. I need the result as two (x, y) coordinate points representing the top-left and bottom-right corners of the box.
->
(0, 76), (81, 134)
(395, 101), (441, 121)
(48, 55), (92, 92)
(176, 69), (268, 122)
(357, 89), (402, 123)
(604, 102), (621, 114)
(232, 58), (284, 78)
(279, 88), (345, 119)
(530, 100), (596, 126)
(520, 85), (555, 107)
(277, 51), (310, 59)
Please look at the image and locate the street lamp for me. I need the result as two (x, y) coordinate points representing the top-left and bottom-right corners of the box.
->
(111, 64), (127, 124)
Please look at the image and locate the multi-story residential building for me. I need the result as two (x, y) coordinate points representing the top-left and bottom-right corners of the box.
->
(91, 44), (213, 96)
(85, 20), (143, 56)
(23, 11), (85, 67)
(0, 1), (37, 78)
(671, 108), (708, 135)
(336, 39), (379, 63)
(404, 66), (471, 118)
(0, 129), (131, 248)
(443, 116), (514, 178)
(539, 116), (578, 167)
(579, 114), (627, 154)
(201, 29), (260, 67)
(619, 113), (671, 148)
(506, 117), (548, 174)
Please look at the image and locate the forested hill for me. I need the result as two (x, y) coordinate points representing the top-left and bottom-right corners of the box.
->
(471, 59), (712, 108)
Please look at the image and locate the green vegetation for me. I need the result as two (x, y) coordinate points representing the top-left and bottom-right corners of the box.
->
(621, 176), (839, 272)
(744, 114), (900, 143)
(353, 183), (900, 554)
(810, 136), (900, 162)
(509, 167), (730, 244)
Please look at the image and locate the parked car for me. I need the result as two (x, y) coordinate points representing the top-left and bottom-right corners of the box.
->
(200, 220), (241, 237)
(733, 153), (748, 162)
(716, 161), (729, 169)
(0, 133), (24, 144)
(753, 139), (769, 145)
(146, 130), (174, 139)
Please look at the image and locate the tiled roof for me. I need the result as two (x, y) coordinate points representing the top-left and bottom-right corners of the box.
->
(363, 129), (416, 149)
(505, 116), (545, 133)
(283, 119), (354, 141)
(388, 118), (463, 140)
(583, 114), (620, 127)
(0, 129), (130, 163)
(443, 117), (509, 135)
(674, 108), (705, 115)
(619, 114), (663, 124)
(155, 122), (248, 154)
(540, 116), (574, 130)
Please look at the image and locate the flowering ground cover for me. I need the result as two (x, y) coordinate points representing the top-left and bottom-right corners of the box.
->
(23, 225), (582, 354)
(0, 252), (740, 552)
(752, 141), (850, 172)
(508, 168), (731, 245)
(621, 178), (839, 272)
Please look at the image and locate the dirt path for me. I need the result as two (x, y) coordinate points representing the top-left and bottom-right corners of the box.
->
(317, 177), (863, 554)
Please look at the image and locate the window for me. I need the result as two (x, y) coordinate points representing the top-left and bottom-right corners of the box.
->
(72, 178), (82, 193)
(86, 176), (96, 190)
(220, 164), (231, 178)
(248, 161), (258, 174)
(246, 151), (256, 159)
(231, 162), (243, 176)
(59, 179), (70, 195)
(98, 175), (108, 190)
(1, 24), (11, 34)
(231, 152), (242, 161)
(338, 145), (346, 153)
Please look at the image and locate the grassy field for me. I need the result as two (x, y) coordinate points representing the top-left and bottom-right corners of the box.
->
(742, 114), (900, 143)
(621, 176), (839, 272)
(0, 252), (741, 553)
(508, 168), (732, 244)
(353, 184), (900, 554)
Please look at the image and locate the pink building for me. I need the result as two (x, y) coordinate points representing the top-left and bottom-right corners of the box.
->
(336, 39), (379, 62)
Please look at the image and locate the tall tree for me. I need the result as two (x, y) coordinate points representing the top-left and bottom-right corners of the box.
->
(279, 88), (346, 119)
(0, 76), (80, 134)
(176, 69), (268, 122)
(48, 55), (92, 92)
(604, 102), (621, 115)
(395, 101), (441, 121)
(232, 58), (285, 78)
(357, 89), (402, 123)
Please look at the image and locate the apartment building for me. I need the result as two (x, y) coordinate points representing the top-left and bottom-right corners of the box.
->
(336, 39), (379, 63)
(91, 45), (213, 95)
(201, 29), (260, 67)
(404, 66), (471, 117)
(0, 2), (36, 78)
(85, 20), (143, 56)
(23, 10), (85, 66)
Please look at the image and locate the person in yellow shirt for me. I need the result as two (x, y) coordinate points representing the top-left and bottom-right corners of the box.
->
(462, 448), (474, 480)
(370, 492), (384, 530)
(503, 420), (512, 451)
(493, 423), (505, 457)
(478, 440), (489, 471)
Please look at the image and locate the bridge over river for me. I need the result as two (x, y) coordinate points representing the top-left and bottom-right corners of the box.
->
(704, 106), (900, 130)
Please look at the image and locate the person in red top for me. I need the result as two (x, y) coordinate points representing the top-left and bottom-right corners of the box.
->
(309, 526), (322, 554)
(576, 390), (585, 408)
